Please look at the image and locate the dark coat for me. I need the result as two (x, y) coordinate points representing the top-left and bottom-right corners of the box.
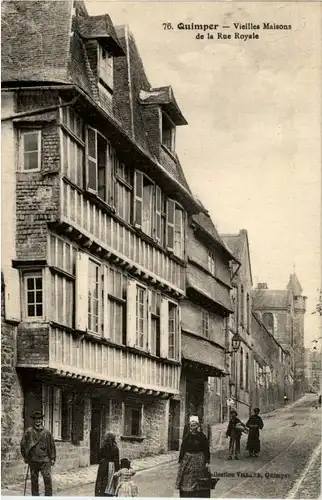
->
(226, 418), (245, 438)
(179, 431), (210, 464)
(21, 427), (56, 463)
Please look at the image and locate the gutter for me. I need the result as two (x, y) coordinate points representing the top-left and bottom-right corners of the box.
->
(2, 83), (204, 214)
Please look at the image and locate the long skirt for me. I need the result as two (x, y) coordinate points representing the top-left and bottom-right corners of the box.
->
(246, 429), (260, 454)
(175, 452), (210, 497)
(95, 460), (115, 496)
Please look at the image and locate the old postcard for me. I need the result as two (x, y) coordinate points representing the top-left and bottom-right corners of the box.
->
(1, 0), (321, 499)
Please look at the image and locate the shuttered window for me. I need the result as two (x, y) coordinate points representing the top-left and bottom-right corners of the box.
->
(43, 386), (62, 440)
(86, 126), (98, 194)
(166, 200), (175, 251)
(123, 402), (143, 437)
(174, 206), (184, 259)
(155, 186), (162, 243)
(134, 171), (143, 228)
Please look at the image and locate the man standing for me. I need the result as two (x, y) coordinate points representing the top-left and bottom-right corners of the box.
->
(20, 410), (56, 496)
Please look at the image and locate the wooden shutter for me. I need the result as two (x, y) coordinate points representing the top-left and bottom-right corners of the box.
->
(61, 391), (73, 441)
(160, 298), (169, 358)
(134, 171), (143, 228)
(76, 251), (89, 331)
(177, 304), (182, 360)
(85, 126), (98, 194)
(126, 280), (137, 347)
(72, 395), (85, 443)
(166, 199), (175, 251)
(174, 206), (183, 257)
(53, 387), (62, 440)
(103, 266), (109, 338)
(4, 267), (21, 322)
(155, 186), (162, 243)
(147, 290), (152, 352)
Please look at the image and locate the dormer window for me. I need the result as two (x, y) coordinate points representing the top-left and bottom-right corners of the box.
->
(162, 112), (176, 152)
(99, 46), (113, 92)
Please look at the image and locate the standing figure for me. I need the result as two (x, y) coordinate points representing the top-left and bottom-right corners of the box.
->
(113, 458), (138, 497)
(226, 410), (246, 460)
(20, 410), (56, 496)
(175, 415), (211, 498)
(246, 408), (264, 457)
(94, 432), (120, 497)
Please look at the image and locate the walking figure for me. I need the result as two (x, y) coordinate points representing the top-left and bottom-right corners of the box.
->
(20, 410), (56, 496)
(226, 410), (247, 460)
(246, 408), (264, 457)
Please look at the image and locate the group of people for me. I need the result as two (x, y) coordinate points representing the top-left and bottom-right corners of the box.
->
(20, 411), (137, 497)
(175, 408), (264, 497)
(20, 407), (264, 497)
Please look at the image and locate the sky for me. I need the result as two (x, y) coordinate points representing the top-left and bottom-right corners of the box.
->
(85, 1), (321, 347)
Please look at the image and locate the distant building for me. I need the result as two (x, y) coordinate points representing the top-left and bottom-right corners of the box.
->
(252, 273), (306, 401)
(304, 347), (321, 393)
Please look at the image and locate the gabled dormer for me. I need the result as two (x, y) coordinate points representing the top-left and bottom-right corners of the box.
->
(139, 86), (187, 157)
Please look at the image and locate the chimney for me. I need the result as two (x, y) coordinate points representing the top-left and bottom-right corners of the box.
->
(257, 283), (268, 289)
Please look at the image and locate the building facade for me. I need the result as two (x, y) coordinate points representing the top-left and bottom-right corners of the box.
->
(304, 347), (322, 393)
(221, 230), (253, 421)
(251, 312), (291, 413)
(1, 0), (207, 481)
(252, 274), (306, 402)
(178, 213), (237, 445)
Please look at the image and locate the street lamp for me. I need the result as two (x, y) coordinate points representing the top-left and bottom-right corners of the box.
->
(225, 333), (242, 355)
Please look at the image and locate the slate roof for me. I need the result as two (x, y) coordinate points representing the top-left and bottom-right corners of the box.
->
(2, 0), (72, 83)
(139, 87), (187, 125)
(77, 15), (124, 55)
(286, 273), (303, 296)
(192, 213), (238, 261)
(221, 234), (242, 261)
(252, 289), (293, 310)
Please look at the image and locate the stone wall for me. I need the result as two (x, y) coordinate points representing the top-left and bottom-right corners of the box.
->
(1, 321), (25, 485)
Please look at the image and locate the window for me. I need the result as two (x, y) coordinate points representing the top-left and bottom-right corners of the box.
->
(123, 402), (143, 437)
(88, 260), (100, 334)
(136, 285), (147, 349)
(246, 352), (249, 391)
(208, 251), (216, 275)
(107, 266), (127, 345)
(85, 126), (114, 205)
(240, 348), (244, 389)
(24, 272), (43, 319)
(168, 302), (178, 359)
(50, 272), (74, 328)
(216, 377), (221, 396)
(43, 386), (84, 442)
(99, 46), (113, 91)
(201, 310), (210, 338)
(134, 171), (154, 236)
(21, 130), (41, 171)
(263, 312), (274, 335)
(61, 107), (84, 187)
(162, 113), (175, 152)
(246, 293), (250, 333)
(174, 205), (184, 259)
(240, 285), (244, 325)
(43, 386), (62, 440)
(115, 161), (132, 224)
(150, 291), (161, 356)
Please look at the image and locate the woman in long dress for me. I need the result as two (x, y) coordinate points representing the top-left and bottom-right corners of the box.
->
(246, 408), (264, 457)
(95, 432), (120, 496)
(175, 416), (211, 498)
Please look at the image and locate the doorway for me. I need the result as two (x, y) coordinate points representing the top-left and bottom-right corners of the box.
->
(90, 400), (106, 464)
(168, 399), (180, 450)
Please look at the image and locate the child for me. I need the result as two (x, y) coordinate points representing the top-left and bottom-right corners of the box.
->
(226, 409), (247, 460)
(113, 458), (138, 497)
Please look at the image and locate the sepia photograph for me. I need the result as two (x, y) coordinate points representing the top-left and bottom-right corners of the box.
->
(1, 0), (321, 498)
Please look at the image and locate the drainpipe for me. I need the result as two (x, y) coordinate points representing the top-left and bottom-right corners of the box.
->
(1, 95), (80, 122)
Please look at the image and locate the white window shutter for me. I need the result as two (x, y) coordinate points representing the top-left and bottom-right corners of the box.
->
(85, 126), (98, 194)
(177, 304), (182, 360)
(126, 280), (137, 347)
(4, 267), (21, 322)
(103, 266), (109, 338)
(53, 387), (62, 440)
(147, 290), (152, 352)
(155, 186), (162, 243)
(160, 298), (169, 358)
(76, 251), (89, 331)
(134, 171), (143, 228)
(166, 199), (175, 251)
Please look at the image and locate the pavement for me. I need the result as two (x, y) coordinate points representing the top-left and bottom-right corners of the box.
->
(2, 394), (321, 498)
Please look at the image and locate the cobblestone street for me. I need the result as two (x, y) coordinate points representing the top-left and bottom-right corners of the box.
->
(3, 395), (319, 498)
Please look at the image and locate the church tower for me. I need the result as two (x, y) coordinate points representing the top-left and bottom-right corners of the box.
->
(286, 273), (306, 398)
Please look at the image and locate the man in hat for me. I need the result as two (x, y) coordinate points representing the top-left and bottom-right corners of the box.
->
(20, 410), (56, 496)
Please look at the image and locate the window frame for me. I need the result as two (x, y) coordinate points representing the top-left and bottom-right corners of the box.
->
(20, 129), (42, 172)
(167, 299), (180, 361)
(208, 250), (216, 276)
(201, 309), (210, 338)
(122, 401), (144, 439)
(161, 112), (176, 153)
(88, 259), (102, 336)
(23, 270), (44, 320)
(135, 283), (148, 350)
(98, 45), (114, 92)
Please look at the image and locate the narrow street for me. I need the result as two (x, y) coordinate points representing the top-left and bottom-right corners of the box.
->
(55, 395), (320, 498)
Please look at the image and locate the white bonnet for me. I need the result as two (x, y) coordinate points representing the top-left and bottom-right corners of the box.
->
(189, 415), (199, 424)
